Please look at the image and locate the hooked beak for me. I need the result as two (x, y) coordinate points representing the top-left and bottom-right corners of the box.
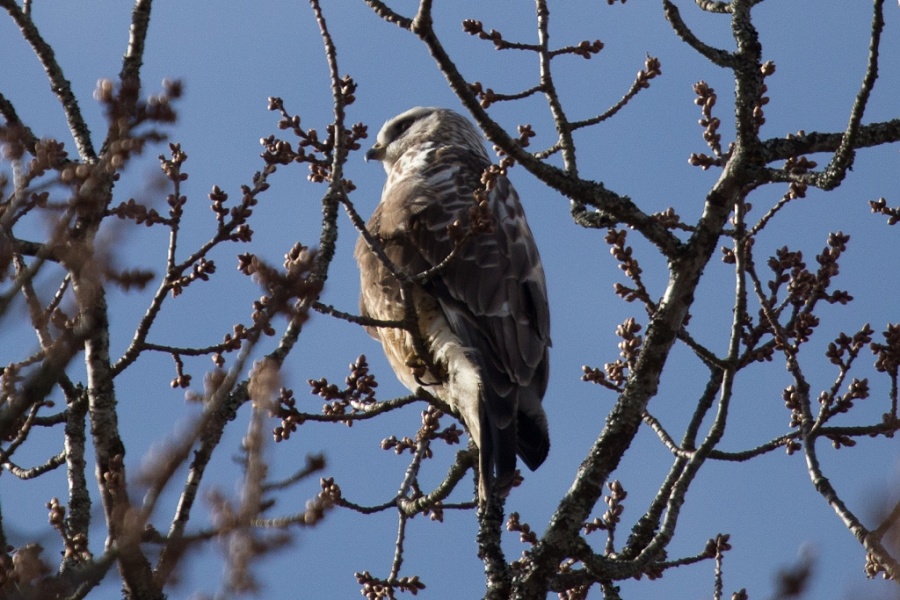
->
(364, 143), (385, 163)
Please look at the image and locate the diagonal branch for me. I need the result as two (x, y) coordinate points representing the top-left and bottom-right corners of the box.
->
(663, 0), (737, 68)
(814, 0), (885, 191)
(0, 0), (96, 160)
(0, 91), (38, 153)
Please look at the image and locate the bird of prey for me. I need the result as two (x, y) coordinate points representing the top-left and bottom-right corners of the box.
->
(355, 107), (550, 503)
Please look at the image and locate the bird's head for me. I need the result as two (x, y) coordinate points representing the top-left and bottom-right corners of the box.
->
(365, 107), (486, 171)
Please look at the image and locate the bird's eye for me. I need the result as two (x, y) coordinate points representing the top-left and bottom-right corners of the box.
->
(394, 118), (415, 136)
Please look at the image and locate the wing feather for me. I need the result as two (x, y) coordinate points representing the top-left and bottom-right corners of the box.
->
(401, 146), (550, 444)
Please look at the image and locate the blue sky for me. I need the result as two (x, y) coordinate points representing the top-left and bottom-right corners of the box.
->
(1, 1), (899, 598)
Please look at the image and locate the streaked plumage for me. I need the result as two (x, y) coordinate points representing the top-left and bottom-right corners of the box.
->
(355, 107), (550, 502)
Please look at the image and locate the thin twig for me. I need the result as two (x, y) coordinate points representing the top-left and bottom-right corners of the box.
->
(4, 450), (66, 479)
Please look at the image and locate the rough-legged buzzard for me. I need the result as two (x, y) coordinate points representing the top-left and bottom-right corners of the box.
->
(355, 107), (550, 502)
